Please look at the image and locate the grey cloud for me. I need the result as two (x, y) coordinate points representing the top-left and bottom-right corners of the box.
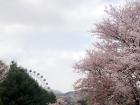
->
(0, 0), (107, 25)
(13, 31), (91, 51)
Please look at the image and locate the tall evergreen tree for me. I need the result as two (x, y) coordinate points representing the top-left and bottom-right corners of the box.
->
(0, 61), (56, 105)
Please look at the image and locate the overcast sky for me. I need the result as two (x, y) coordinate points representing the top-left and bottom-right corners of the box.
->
(0, 0), (125, 92)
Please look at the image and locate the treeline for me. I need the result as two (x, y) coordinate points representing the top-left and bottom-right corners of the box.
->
(0, 61), (56, 105)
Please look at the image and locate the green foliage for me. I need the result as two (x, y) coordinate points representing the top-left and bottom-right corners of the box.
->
(77, 98), (87, 105)
(0, 61), (56, 105)
(48, 92), (57, 103)
(0, 98), (4, 105)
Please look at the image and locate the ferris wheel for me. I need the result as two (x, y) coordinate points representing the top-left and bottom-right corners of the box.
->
(25, 69), (50, 91)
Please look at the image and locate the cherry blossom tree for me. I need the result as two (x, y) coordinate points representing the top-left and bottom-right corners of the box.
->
(75, 1), (140, 105)
(0, 61), (8, 81)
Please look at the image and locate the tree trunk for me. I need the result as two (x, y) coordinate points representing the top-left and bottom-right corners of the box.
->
(132, 91), (139, 105)
(135, 99), (139, 105)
